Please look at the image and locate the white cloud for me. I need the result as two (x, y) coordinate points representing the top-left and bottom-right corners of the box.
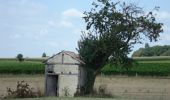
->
(73, 29), (82, 35)
(156, 11), (170, 19)
(39, 28), (48, 36)
(62, 8), (84, 18)
(59, 20), (74, 28)
(163, 25), (170, 32)
(47, 41), (59, 48)
(48, 20), (74, 28)
(47, 8), (84, 29)
(0, 0), (47, 18)
(11, 34), (22, 39)
(161, 33), (170, 40)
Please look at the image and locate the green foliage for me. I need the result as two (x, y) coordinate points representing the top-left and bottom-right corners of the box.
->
(6, 81), (37, 98)
(101, 61), (170, 76)
(17, 54), (24, 62)
(133, 56), (170, 61)
(160, 49), (170, 56)
(78, 0), (163, 74)
(145, 43), (150, 48)
(132, 48), (145, 57)
(0, 60), (44, 74)
(42, 52), (47, 57)
(132, 45), (170, 57)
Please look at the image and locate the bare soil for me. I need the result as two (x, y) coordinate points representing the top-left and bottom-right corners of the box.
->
(0, 75), (170, 100)
(95, 75), (170, 100)
(0, 74), (44, 98)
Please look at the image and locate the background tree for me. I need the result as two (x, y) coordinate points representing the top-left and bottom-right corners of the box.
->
(42, 52), (47, 57)
(132, 45), (170, 57)
(16, 54), (24, 62)
(145, 43), (150, 48)
(77, 0), (163, 93)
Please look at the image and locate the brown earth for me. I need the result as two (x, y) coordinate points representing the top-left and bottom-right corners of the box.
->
(0, 75), (170, 100)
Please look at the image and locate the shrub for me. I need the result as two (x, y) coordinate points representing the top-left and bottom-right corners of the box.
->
(6, 81), (43, 98)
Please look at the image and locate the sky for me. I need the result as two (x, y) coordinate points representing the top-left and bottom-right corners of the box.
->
(0, 0), (170, 58)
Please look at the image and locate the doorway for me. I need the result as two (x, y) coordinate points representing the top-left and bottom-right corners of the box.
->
(46, 75), (58, 96)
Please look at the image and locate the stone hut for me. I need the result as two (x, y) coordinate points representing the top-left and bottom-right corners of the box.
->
(44, 51), (87, 97)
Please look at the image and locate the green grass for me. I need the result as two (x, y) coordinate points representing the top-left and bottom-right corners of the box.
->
(0, 60), (44, 74)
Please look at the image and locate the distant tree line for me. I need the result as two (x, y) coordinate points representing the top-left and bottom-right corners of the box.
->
(132, 44), (170, 57)
(16, 52), (47, 62)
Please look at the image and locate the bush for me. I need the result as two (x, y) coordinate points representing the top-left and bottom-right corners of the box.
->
(6, 81), (39, 98)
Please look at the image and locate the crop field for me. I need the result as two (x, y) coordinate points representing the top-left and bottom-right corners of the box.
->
(101, 62), (170, 76)
(0, 57), (170, 76)
(0, 60), (44, 74)
(101, 56), (170, 76)
(132, 56), (170, 61)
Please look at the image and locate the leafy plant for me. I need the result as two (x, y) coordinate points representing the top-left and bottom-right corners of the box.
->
(62, 87), (70, 96)
(6, 81), (37, 98)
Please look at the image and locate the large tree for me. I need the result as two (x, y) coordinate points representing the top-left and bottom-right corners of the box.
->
(77, 0), (163, 93)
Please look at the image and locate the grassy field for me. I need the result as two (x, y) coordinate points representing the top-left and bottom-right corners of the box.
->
(0, 75), (170, 100)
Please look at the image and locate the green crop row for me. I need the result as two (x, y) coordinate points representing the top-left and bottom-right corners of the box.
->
(0, 61), (45, 74)
(133, 56), (170, 61)
(0, 58), (47, 62)
(101, 62), (170, 76)
(0, 57), (170, 76)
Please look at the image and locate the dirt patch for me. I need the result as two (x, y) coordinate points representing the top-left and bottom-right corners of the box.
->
(94, 76), (170, 100)
(0, 74), (44, 98)
(0, 75), (170, 100)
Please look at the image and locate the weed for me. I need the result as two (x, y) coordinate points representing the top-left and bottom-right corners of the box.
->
(5, 81), (43, 98)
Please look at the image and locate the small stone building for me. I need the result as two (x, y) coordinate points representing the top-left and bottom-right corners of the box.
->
(44, 51), (87, 97)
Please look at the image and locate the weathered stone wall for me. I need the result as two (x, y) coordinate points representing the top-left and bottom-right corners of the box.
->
(46, 53), (79, 64)
(45, 51), (86, 97)
(47, 54), (62, 63)
(53, 65), (79, 74)
(58, 75), (78, 97)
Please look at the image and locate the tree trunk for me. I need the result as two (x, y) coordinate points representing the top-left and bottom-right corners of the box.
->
(83, 68), (97, 94)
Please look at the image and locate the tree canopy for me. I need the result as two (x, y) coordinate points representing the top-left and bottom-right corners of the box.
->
(77, 0), (163, 73)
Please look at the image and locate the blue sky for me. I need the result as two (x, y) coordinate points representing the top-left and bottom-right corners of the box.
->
(0, 0), (170, 57)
